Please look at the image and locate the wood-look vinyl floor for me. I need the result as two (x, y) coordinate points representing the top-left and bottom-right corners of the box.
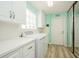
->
(74, 48), (79, 57)
(45, 44), (75, 58)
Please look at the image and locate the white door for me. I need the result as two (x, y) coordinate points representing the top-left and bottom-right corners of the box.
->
(51, 16), (64, 45)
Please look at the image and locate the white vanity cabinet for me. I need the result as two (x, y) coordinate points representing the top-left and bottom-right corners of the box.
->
(0, 40), (35, 58)
(0, 1), (26, 24)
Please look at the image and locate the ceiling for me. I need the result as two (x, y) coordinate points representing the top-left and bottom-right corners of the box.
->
(30, 1), (74, 14)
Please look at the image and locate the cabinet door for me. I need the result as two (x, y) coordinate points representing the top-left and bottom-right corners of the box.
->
(39, 37), (48, 58)
(39, 38), (44, 58)
(12, 1), (26, 24)
(24, 51), (35, 58)
(0, 1), (12, 22)
(22, 41), (35, 58)
(43, 36), (48, 56)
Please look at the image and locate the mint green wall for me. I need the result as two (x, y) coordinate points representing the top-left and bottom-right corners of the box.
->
(45, 14), (52, 43)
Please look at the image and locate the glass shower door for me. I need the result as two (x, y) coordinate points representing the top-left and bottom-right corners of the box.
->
(74, 1), (79, 57)
(67, 6), (73, 52)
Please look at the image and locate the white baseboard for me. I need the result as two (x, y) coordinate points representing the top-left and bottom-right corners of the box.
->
(48, 43), (68, 47)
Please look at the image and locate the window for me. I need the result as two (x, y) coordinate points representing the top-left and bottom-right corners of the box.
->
(26, 8), (36, 29)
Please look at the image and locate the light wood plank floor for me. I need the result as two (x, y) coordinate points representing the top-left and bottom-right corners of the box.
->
(45, 44), (75, 58)
(74, 48), (79, 57)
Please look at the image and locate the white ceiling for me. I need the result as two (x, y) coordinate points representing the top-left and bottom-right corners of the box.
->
(30, 1), (74, 14)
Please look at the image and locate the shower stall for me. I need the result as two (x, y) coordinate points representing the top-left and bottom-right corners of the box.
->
(67, 1), (79, 57)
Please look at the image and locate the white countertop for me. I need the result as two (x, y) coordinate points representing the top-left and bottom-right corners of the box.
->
(0, 33), (46, 57)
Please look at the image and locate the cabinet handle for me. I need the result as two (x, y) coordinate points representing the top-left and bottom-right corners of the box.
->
(40, 38), (42, 40)
(10, 10), (12, 19)
(40, 37), (45, 40)
(13, 11), (15, 19)
(28, 46), (32, 49)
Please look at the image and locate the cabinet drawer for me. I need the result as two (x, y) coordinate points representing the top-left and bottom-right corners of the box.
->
(1, 48), (22, 58)
(23, 42), (35, 56)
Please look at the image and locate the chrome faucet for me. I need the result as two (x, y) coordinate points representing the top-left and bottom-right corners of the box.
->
(19, 33), (23, 37)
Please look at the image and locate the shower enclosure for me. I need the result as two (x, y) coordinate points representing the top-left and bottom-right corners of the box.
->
(67, 1), (79, 57)
(74, 2), (79, 57)
(67, 5), (73, 53)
